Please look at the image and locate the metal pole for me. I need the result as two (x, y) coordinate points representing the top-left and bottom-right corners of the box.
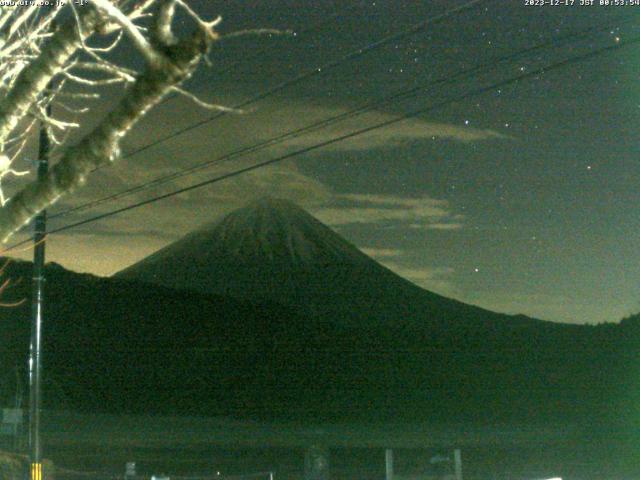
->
(385, 449), (393, 480)
(28, 102), (50, 480)
(14, 366), (22, 450)
(453, 449), (463, 480)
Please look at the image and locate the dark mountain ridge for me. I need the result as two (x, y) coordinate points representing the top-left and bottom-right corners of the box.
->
(0, 199), (638, 429)
(0, 257), (637, 427)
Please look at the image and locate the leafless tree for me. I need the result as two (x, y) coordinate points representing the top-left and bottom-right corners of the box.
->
(0, 1), (267, 242)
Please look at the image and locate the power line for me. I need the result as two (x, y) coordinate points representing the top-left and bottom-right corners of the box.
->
(49, 16), (631, 221)
(85, 0), (488, 166)
(33, 35), (640, 242)
(47, 8), (350, 163)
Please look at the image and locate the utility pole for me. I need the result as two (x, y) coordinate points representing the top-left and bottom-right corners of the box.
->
(385, 449), (394, 480)
(28, 99), (50, 480)
(453, 449), (463, 480)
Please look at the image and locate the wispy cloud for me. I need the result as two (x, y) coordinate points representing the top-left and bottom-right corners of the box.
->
(273, 104), (509, 152)
(314, 193), (464, 230)
(107, 97), (509, 171)
(12, 166), (466, 276)
(357, 246), (459, 298)
(379, 261), (459, 298)
(39, 94), (494, 240)
(7, 94), (496, 276)
(410, 222), (464, 230)
(360, 247), (404, 258)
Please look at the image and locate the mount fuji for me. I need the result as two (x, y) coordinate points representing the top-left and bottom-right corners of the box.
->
(116, 197), (536, 329)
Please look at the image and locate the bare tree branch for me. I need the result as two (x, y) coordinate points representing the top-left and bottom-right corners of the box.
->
(0, 7), (102, 146)
(91, 0), (161, 65)
(0, 1), (263, 242)
(0, 8), (216, 241)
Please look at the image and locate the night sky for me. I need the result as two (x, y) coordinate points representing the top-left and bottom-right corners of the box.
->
(6, 0), (640, 324)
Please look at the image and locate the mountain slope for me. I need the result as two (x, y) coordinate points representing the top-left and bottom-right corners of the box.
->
(1, 258), (638, 428)
(3, 199), (638, 427)
(111, 198), (640, 426)
(116, 197), (539, 330)
(0, 259), (322, 415)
